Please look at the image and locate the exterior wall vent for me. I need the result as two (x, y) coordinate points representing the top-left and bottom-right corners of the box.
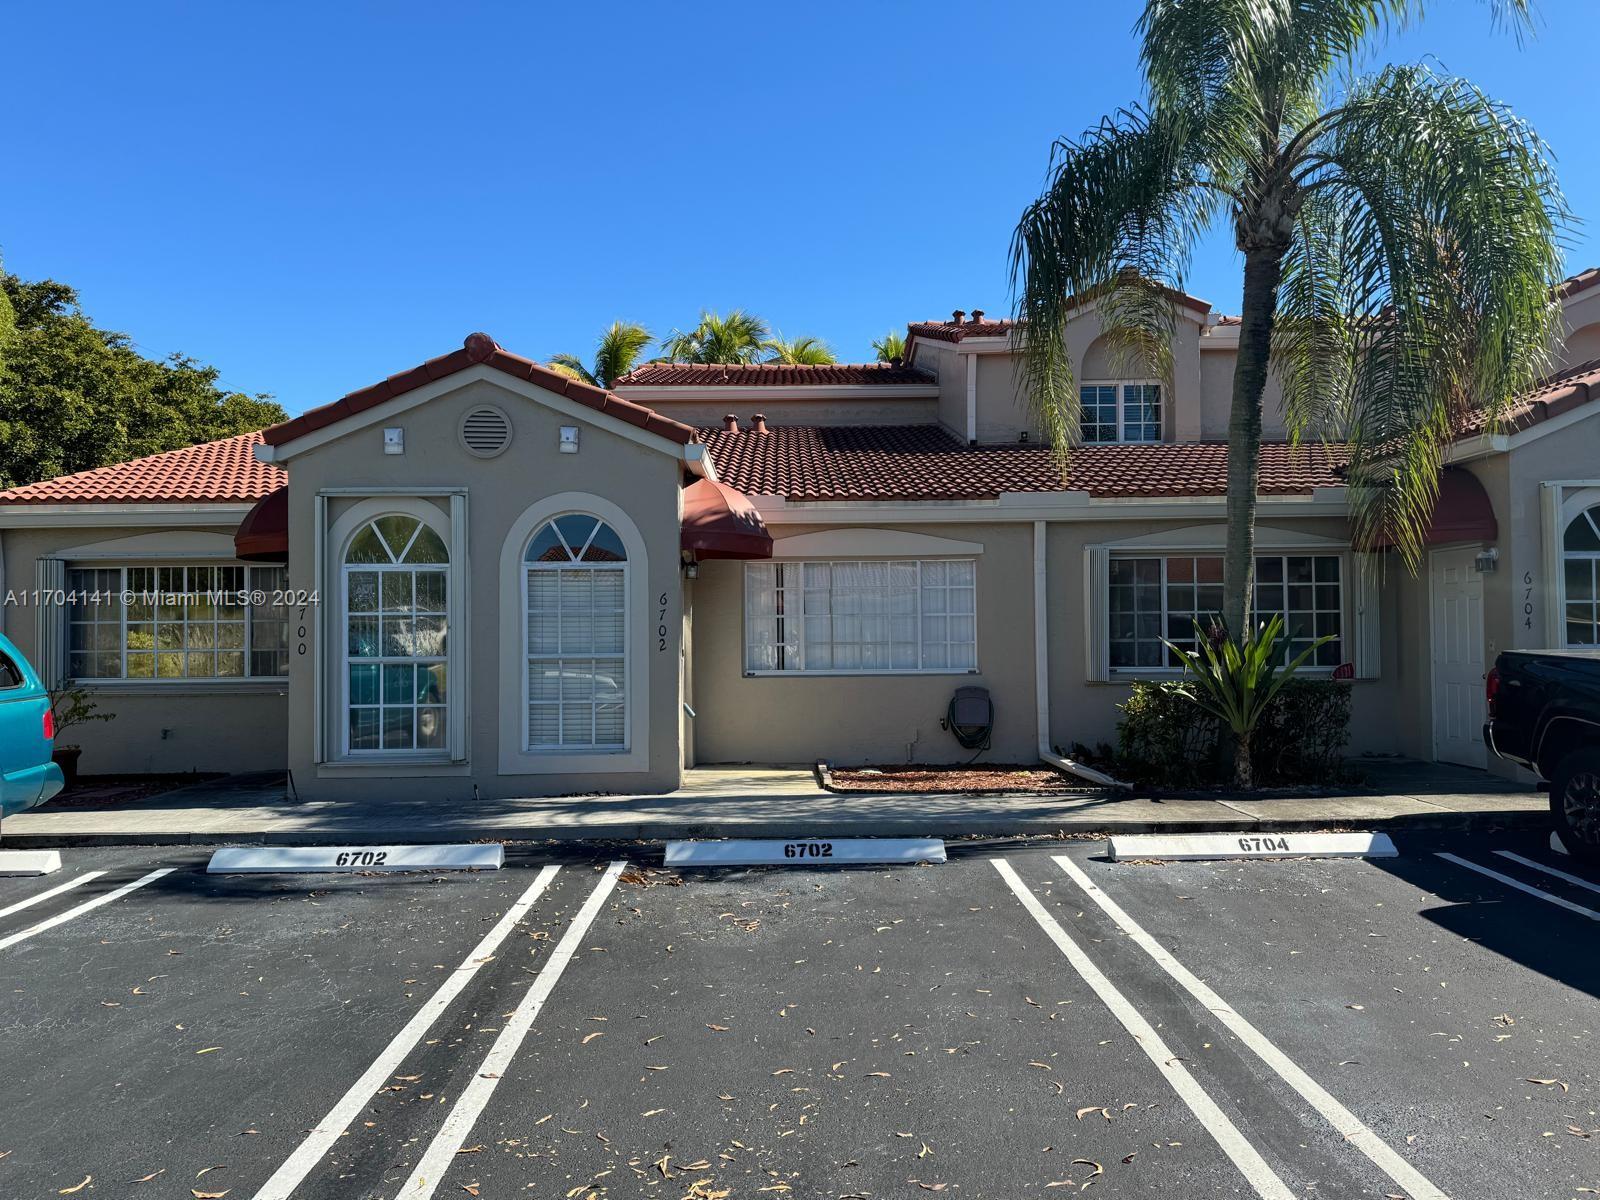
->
(459, 405), (513, 458)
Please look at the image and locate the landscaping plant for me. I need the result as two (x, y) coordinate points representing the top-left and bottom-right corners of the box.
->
(1164, 616), (1331, 789)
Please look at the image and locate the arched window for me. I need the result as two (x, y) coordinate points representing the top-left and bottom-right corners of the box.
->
(343, 513), (449, 753)
(524, 515), (627, 749)
(1564, 505), (1600, 646)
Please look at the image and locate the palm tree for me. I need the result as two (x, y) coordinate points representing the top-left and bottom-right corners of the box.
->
(872, 332), (906, 362)
(546, 321), (654, 390)
(1011, 0), (1565, 646)
(764, 334), (837, 365)
(659, 310), (770, 364)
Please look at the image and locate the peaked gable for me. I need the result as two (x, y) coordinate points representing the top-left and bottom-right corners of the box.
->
(261, 332), (696, 450)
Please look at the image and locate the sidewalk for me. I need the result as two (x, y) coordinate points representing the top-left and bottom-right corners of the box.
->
(0, 759), (1548, 847)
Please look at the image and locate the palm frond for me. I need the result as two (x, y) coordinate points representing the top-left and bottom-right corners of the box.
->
(1008, 104), (1213, 464)
(545, 354), (596, 386)
(872, 331), (907, 362)
(592, 321), (653, 389)
(764, 334), (836, 365)
(660, 310), (771, 364)
(1293, 64), (1567, 567)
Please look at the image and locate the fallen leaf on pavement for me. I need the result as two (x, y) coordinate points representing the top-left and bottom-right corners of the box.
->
(582, 1032), (604, 1044)
(59, 1178), (92, 1195)
(131, 1169), (166, 1183)
(1527, 1078), (1571, 1093)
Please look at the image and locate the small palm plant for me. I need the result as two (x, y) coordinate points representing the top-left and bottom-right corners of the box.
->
(546, 321), (654, 390)
(1163, 616), (1332, 789)
(659, 310), (771, 364)
(872, 331), (906, 362)
(764, 334), (837, 365)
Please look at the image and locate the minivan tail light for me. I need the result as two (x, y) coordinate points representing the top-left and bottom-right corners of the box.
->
(1484, 666), (1501, 717)
(43, 708), (55, 741)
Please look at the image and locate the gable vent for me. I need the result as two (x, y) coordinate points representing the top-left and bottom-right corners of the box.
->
(459, 405), (512, 457)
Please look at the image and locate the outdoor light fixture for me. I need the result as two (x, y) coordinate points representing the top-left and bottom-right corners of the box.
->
(1474, 547), (1500, 573)
(559, 426), (579, 453)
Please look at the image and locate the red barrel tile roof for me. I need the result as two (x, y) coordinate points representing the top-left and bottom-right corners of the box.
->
(615, 362), (935, 387)
(698, 425), (1347, 501)
(0, 432), (284, 506)
(1457, 359), (1600, 439)
(261, 332), (696, 448)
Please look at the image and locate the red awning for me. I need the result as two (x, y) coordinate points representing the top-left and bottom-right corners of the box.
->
(235, 485), (288, 561)
(681, 478), (772, 560)
(1365, 467), (1498, 549)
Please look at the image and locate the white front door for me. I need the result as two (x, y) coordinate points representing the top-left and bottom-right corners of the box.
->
(1431, 547), (1487, 768)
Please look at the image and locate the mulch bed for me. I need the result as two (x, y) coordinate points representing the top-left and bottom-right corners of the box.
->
(40, 773), (225, 809)
(824, 763), (1092, 796)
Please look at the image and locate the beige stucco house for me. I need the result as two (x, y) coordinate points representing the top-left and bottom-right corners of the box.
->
(6, 274), (1600, 798)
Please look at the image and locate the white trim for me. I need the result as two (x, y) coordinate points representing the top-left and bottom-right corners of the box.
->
(752, 493), (1350, 524)
(1099, 524), (1346, 552)
(1079, 379), (1164, 444)
(1034, 521), (1051, 748)
(0, 503), (254, 529)
(742, 558), (979, 676)
(326, 498), (461, 767)
(964, 353), (978, 443)
(51, 531), (241, 560)
(498, 493), (650, 775)
(614, 384), (939, 402)
(313, 494), (326, 764)
(769, 528), (985, 559)
(1083, 544), (1110, 682)
(258, 365), (695, 463)
(1552, 484), (1600, 649)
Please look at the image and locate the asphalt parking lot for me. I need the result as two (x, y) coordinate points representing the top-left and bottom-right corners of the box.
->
(1, 832), (1596, 1200)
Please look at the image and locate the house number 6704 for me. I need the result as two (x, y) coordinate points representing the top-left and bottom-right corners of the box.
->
(658, 591), (669, 651)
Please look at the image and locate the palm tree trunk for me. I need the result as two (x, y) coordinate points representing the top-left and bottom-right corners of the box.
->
(1234, 731), (1254, 790)
(1222, 245), (1288, 640)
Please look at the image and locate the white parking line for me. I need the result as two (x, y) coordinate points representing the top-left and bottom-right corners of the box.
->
(1493, 849), (1600, 897)
(1050, 854), (1450, 1200)
(248, 865), (562, 1200)
(0, 868), (174, 952)
(398, 860), (626, 1200)
(1438, 852), (1600, 921)
(0, 871), (106, 921)
(992, 859), (1296, 1200)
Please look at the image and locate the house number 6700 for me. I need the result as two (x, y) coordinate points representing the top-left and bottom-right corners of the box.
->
(658, 591), (669, 651)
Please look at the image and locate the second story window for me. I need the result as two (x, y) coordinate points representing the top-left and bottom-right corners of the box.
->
(1080, 381), (1162, 444)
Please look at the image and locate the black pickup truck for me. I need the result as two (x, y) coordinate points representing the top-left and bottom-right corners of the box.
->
(1485, 648), (1600, 861)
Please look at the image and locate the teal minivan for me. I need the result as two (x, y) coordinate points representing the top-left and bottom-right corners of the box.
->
(0, 632), (64, 817)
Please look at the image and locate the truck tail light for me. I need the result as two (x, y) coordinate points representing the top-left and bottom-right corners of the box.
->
(1485, 666), (1501, 717)
(43, 707), (55, 740)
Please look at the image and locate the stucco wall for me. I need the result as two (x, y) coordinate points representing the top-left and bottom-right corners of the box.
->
(0, 522), (288, 774)
(280, 373), (686, 800)
(690, 522), (1039, 765)
(690, 513), (1410, 768)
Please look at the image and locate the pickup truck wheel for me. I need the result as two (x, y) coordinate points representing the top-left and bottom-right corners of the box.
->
(1550, 748), (1600, 863)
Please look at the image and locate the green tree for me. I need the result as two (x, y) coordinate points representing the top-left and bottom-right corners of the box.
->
(659, 310), (770, 364)
(0, 269), (287, 489)
(763, 334), (837, 365)
(872, 331), (906, 362)
(1010, 0), (1564, 652)
(546, 320), (654, 389)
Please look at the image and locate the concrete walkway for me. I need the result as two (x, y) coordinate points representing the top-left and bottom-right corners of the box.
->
(0, 759), (1549, 846)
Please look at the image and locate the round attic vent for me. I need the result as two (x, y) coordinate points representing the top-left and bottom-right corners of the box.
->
(459, 405), (512, 458)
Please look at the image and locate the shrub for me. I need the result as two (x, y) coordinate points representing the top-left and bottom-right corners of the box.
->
(1115, 677), (1351, 788)
(1116, 681), (1224, 787)
(1252, 678), (1352, 784)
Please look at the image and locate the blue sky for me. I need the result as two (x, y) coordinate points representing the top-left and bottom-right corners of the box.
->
(3, 1), (1596, 417)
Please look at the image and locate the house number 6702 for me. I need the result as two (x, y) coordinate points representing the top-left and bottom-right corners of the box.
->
(658, 591), (669, 651)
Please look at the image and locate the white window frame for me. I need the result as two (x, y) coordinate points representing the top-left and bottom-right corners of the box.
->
(323, 499), (460, 766)
(1080, 379), (1163, 444)
(64, 562), (289, 684)
(522, 516), (630, 754)
(742, 558), (979, 676)
(1557, 488), (1600, 647)
(1105, 550), (1348, 677)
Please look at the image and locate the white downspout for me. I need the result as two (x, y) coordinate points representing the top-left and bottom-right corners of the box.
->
(1033, 519), (1128, 790)
(964, 353), (978, 444)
